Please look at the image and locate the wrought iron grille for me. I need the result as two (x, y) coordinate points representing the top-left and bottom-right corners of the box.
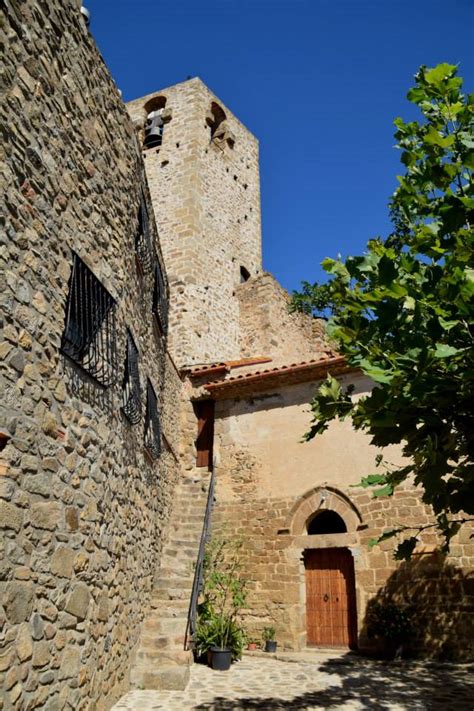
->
(135, 194), (153, 275)
(122, 330), (142, 424)
(152, 260), (169, 336)
(144, 380), (161, 459)
(60, 254), (117, 387)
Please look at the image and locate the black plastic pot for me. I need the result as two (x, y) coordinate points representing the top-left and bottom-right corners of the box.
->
(265, 640), (277, 653)
(210, 646), (232, 671)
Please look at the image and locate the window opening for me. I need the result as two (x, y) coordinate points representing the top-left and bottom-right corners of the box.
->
(144, 380), (161, 459)
(122, 330), (141, 424)
(194, 400), (215, 469)
(307, 510), (347, 535)
(143, 96), (168, 150)
(207, 101), (227, 139)
(60, 253), (117, 387)
(206, 101), (234, 147)
(152, 259), (168, 336)
(135, 194), (153, 276)
(240, 266), (250, 283)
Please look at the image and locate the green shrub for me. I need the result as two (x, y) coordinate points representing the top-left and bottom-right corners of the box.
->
(193, 537), (247, 662)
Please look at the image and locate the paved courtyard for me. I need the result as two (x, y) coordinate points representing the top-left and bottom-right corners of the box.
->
(112, 651), (474, 710)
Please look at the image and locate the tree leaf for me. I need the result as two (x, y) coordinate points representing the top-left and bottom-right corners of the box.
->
(433, 343), (461, 358)
(424, 63), (457, 86)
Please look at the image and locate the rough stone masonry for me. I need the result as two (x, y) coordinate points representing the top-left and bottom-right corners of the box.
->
(1, 1), (182, 708)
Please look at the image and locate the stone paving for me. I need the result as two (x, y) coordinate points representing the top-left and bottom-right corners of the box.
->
(112, 650), (474, 710)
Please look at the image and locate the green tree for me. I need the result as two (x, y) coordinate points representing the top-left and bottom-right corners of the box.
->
(292, 64), (474, 559)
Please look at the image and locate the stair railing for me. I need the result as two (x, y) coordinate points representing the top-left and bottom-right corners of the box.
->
(184, 461), (216, 650)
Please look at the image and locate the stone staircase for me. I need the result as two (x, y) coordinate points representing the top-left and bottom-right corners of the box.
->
(129, 472), (210, 690)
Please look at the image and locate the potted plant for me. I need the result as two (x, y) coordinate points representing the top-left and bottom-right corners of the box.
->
(263, 626), (277, 653)
(247, 637), (259, 651)
(365, 601), (413, 659)
(194, 538), (247, 671)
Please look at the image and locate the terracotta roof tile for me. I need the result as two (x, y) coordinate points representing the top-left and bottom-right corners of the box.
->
(187, 356), (273, 379)
(204, 353), (353, 399)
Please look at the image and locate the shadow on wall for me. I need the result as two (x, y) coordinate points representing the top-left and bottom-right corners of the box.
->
(360, 551), (474, 661)
(193, 654), (473, 710)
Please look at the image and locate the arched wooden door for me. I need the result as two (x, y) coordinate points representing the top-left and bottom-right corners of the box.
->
(305, 548), (357, 648)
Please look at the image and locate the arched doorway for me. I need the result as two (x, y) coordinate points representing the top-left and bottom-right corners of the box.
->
(304, 546), (357, 648)
(282, 487), (363, 650)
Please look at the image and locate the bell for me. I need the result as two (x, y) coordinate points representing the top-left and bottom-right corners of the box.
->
(144, 111), (164, 148)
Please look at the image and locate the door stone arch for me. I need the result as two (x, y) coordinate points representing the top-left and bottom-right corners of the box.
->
(285, 486), (363, 538)
(281, 486), (365, 650)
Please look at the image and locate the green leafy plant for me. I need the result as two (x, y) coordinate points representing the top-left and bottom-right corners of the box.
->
(194, 537), (247, 662)
(262, 625), (276, 642)
(292, 64), (474, 558)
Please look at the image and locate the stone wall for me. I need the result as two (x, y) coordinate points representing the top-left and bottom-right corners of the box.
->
(127, 79), (263, 367)
(210, 375), (474, 660)
(213, 487), (474, 661)
(237, 273), (329, 367)
(1, 2), (181, 708)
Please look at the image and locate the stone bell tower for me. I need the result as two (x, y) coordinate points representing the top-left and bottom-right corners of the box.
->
(127, 78), (263, 367)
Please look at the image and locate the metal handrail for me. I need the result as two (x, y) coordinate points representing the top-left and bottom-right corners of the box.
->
(184, 462), (216, 650)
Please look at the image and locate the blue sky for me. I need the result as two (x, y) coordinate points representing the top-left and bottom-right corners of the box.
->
(87, 0), (473, 293)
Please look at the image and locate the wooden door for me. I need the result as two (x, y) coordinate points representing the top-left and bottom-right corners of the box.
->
(194, 400), (215, 469)
(305, 548), (357, 648)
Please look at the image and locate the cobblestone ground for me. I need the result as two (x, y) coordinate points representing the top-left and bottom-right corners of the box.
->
(112, 651), (474, 710)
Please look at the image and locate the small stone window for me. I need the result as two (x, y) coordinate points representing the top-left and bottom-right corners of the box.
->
(206, 101), (235, 149)
(122, 330), (141, 424)
(144, 380), (161, 460)
(307, 510), (347, 535)
(240, 266), (250, 283)
(152, 259), (168, 336)
(135, 194), (153, 276)
(60, 253), (117, 387)
(143, 96), (169, 150)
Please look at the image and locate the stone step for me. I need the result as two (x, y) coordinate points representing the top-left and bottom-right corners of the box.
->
(161, 543), (200, 557)
(149, 598), (190, 614)
(171, 512), (207, 522)
(152, 586), (192, 602)
(173, 494), (208, 503)
(162, 545), (199, 559)
(136, 632), (185, 651)
(135, 647), (190, 666)
(155, 565), (193, 580)
(142, 615), (187, 635)
(165, 537), (201, 547)
(130, 663), (190, 691)
(142, 607), (188, 622)
(140, 617), (187, 648)
(169, 524), (202, 531)
(154, 575), (193, 589)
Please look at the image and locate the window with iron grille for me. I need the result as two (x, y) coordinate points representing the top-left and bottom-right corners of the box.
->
(144, 380), (161, 459)
(60, 253), (117, 387)
(135, 194), (153, 275)
(152, 259), (169, 336)
(122, 331), (141, 424)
